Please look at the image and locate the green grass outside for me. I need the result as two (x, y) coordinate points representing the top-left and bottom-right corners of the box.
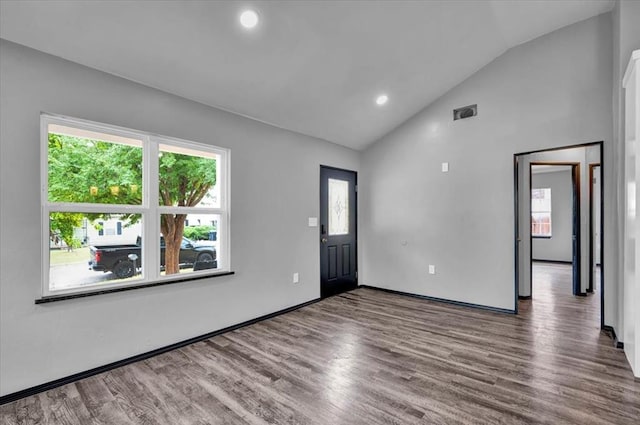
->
(50, 246), (90, 265)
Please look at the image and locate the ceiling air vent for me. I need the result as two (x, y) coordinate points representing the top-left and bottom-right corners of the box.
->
(453, 104), (477, 121)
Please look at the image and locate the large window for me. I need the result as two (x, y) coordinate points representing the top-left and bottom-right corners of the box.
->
(531, 188), (552, 237)
(42, 114), (229, 296)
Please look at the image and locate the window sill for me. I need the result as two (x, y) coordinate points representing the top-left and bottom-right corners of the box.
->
(532, 236), (552, 239)
(35, 271), (235, 304)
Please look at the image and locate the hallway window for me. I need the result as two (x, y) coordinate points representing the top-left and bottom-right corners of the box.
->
(531, 188), (552, 237)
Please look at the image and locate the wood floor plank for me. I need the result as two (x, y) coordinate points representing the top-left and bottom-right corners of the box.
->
(2, 262), (639, 424)
(75, 376), (114, 413)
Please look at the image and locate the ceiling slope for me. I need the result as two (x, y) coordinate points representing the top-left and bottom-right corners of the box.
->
(0, 0), (614, 150)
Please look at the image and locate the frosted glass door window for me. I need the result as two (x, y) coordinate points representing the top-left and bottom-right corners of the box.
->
(328, 178), (349, 235)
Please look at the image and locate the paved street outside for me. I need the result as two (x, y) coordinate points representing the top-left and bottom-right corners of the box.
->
(48, 246), (209, 290)
(48, 247), (137, 290)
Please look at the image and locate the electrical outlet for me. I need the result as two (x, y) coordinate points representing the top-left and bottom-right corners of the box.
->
(293, 272), (299, 284)
(428, 265), (436, 274)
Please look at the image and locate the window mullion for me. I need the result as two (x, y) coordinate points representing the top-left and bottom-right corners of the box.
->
(218, 212), (229, 271)
(144, 138), (160, 280)
(220, 151), (230, 271)
(42, 206), (52, 296)
(41, 118), (50, 296)
(157, 206), (224, 215)
(43, 204), (146, 214)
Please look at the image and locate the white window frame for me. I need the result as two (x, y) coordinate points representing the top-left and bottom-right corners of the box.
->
(41, 113), (230, 297)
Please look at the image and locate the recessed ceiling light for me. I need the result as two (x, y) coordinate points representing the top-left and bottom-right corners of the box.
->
(376, 94), (389, 106)
(240, 10), (259, 29)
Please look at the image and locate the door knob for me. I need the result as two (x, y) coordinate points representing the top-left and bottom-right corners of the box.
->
(321, 238), (328, 243)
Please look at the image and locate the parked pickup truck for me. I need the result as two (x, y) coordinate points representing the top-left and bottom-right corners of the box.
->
(89, 236), (217, 278)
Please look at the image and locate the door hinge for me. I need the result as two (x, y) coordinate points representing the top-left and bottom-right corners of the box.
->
(355, 271), (358, 279)
(355, 185), (358, 193)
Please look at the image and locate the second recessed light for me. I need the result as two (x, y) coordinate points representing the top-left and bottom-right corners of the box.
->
(240, 10), (259, 29)
(376, 94), (389, 106)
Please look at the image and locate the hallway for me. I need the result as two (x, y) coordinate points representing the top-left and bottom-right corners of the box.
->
(522, 261), (601, 330)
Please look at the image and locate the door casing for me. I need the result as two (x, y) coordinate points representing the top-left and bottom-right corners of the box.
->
(528, 162), (581, 296)
(513, 141), (604, 328)
(588, 164), (601, 294)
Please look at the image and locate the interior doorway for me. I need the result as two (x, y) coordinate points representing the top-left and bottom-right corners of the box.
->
(529, 163), (581, 296)
(514, 142), (604, 328)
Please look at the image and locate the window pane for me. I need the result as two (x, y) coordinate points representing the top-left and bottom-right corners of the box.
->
(532, 188), (552, 236)
(48, 124), (143, 205)
(159, 144), (219, 208)
(328, 178), (349, 236)
(531, 212), (552, 237)
(531, 188), (551, 213)
(160, 213), (219, 276)
(50, 213), (143, 291)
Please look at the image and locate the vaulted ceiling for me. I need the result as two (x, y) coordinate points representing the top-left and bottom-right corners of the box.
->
(0, 0), (615, 150)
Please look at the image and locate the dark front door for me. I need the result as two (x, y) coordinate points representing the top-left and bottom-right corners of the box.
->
(320, 166), (357, 298)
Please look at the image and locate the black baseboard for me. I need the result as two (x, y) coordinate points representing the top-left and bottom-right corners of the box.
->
(603, 325), (624, 349)
(532, 259), (573, 265)
(520, 293), (589, 299)
(360, 285), (516, 315)
(0, 297), (321, 406)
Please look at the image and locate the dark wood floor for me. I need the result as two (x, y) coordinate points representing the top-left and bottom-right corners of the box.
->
(2, 262), (639, 424)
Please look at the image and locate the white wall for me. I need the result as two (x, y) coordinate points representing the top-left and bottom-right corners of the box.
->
(612, 0), (640, 359)
(532, 169), (573, 262)
(360, 14), (613, 312)
(0, 39), (360, 396)
(622, 49), (640, 377)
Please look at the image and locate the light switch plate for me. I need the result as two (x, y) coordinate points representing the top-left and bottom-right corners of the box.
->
(441, 162), (449, 172)
(293, 273), (299, 283)
(308, 217), (318, 227)
(428, 265), (436, 274)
